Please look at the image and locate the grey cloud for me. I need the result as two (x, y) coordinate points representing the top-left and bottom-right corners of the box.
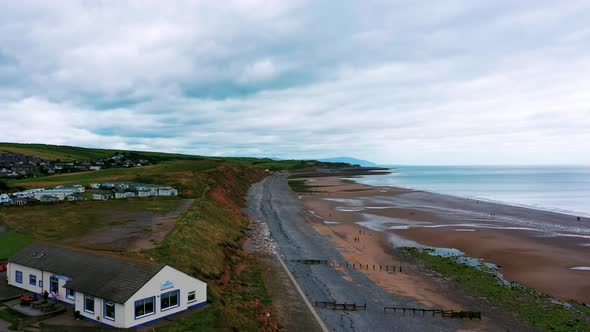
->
(0, 1), (589, 164)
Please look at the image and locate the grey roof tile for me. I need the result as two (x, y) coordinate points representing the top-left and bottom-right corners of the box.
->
(9, 243), (165, 303)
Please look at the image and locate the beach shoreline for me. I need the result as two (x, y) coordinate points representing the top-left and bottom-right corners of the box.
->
(300, 176), (590, 303)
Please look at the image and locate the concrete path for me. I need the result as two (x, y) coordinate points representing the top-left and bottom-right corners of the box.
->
(245, 175), (467, 332)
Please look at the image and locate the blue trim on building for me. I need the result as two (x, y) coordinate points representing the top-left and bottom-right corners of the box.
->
(188, 301), (207, 309)
(130, 301), (208, 328)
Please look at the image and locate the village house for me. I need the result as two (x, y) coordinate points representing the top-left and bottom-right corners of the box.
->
(72, 185), (86, 193)
(8, 243), (207, 329)
(137, 190), (158, 197)
(158, 187), (178, 196)
(92, 191), (113, 200)
(0, 193), (12, 203)
(39, 195), (60, 203)
(12, 188), (45, 198)
(11, 197), (27, 206)
(67, 193), (88, 201)
(114, 191), (135, 199)
(89, 183), (101, 189)
(33, 189), (75, 201)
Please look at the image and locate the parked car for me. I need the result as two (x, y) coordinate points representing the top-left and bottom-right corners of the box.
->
(0, 263), (7, 271)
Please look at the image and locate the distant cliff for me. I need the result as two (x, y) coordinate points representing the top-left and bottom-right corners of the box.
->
(318, 157), (377, 167)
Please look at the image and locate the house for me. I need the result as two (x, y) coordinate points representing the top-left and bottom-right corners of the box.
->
(158, 187), (178, 196)
(67, 193), (87, 201)
(7, 243), (207, 329)
(13, 188), (45, 198)
(114, 192), (135, 199)
(11, 197), (27, 206)
(89, 183), (101, 189)
(33, 189), (75, 201)
(92, 191), (113, 200)
(0, 193), (12, 204)
(72, 185), (86, 193)
(39, 195), (60, 202)
(102, 182), (116, 188)
(89, 166), (101, 171)
(137, 190), (158, 197)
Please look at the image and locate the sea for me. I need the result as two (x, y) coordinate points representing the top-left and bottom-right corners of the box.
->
(353, 165), (590, 218)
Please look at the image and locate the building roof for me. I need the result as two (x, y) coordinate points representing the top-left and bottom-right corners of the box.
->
(9, 243), (165, 303)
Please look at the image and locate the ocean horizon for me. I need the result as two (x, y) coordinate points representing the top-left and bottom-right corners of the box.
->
(353, 165), (590, 218)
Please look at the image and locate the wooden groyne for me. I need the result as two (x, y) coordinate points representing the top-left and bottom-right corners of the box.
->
(292, 259), (328, 265)
(384, 307), (481, 319)
(316, 301), (367, 311)
(291, 259), (403, 272)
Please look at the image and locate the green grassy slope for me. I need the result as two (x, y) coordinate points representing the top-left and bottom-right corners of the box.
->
(0, 142), (202, 161)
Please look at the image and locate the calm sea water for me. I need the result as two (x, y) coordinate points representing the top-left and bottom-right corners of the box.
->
(354, 166), (590, 217)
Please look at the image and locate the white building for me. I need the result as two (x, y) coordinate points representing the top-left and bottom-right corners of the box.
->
(137, 190), (158, 197)
(92, 192), (113, 200)
(33, 189), (75, 201)
(89, 183), (101, 189)
(0, 193), (12, 203)
(8, 243), (207, 329)
(158, 187), (178, 196)
(72, 185), (86, 193)
(12, 188), (45, 198)
(114, 192), (135, 199)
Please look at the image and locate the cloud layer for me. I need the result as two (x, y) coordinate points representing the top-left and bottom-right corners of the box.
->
(1, 0), (589, 164)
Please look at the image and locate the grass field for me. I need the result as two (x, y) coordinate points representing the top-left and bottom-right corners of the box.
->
(402, 247), (590, 332)
(0, 198), (181, 241)
(0, 231), (32, 259)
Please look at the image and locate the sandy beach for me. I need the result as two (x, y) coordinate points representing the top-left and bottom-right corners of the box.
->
(246, 175), (489, 331)
(301, 176), (590, 303)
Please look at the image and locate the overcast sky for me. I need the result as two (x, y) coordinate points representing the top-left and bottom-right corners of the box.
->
(1, 1), (589, 164)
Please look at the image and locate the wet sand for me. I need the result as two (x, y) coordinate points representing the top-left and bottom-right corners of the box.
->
(302, 176), (590, 303)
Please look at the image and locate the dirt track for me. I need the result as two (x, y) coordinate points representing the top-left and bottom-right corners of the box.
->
(65, 198), (194, 251)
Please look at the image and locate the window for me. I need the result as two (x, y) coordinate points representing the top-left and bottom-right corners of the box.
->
(104, 301), (115, 321)
(134, 297), (155, 319)
(160, 290), (179, 311)
(188, 291), (196, 303)
(66, 288), (75, 300)
(84, 295), (95, 314)
(15, 271), (23, 284)
(29, 274), (37, 286)
(50, 276), (58, 293)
